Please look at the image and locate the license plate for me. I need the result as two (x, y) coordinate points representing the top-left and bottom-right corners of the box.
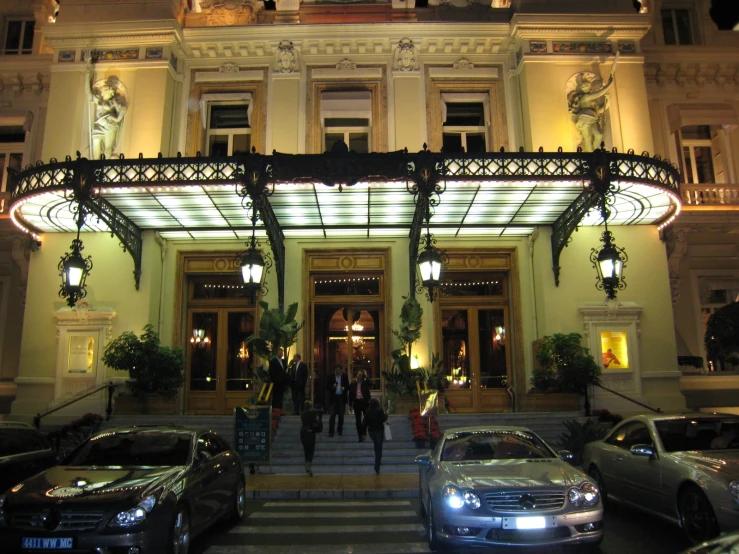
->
(514, 517), (546, 530)
(22, 537), (74, 550)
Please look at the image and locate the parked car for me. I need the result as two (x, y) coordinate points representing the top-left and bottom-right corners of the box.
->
(416, 426), (603, 552)
(0, 426), (245, 554)
(0, 422), (58, 495)
(583, 413), (739, 544)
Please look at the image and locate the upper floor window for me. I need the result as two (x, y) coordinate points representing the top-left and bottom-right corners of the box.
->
(661, 8), (694, 45)
(441, 94), (490, 153)
(680, 125), (714, 184)
(199, 92), (252, 156)
(321, 91), (371, 153)
(2, 19), (34, 55)
(0, 125), (25, 193)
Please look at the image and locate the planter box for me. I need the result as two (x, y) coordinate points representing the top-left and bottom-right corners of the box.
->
(115, 394), (178, 415)
(521, 393), (580, 412)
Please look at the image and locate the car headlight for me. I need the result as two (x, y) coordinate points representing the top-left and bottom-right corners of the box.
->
(108, 495), (157, 528)
(569, 482), (600, 507)
(442, 486), (481, 510)
(730, 481), (739, 502)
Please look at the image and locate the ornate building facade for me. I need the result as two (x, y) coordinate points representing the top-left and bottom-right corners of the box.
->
(0, 0), (734, 421)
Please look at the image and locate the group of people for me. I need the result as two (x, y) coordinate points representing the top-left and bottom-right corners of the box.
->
(267, 351), (388, 476)
(301, 364), (388, 475)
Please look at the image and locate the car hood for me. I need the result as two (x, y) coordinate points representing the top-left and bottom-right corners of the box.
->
(7, 465), (186, 507)
(672, 450), (739, 481)
(440, 459), (587, 490)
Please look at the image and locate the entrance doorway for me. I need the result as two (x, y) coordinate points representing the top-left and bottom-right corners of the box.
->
(304, 249), (390, 409)
(184, 274), (257, 414)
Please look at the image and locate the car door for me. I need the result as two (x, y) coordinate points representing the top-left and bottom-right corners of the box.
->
(593, 421), (637, 492)
(206, 432), (240, 518)
(612, 422), (663, 512)
(190, 433), (224, 532)
(0, 429), (57, 493)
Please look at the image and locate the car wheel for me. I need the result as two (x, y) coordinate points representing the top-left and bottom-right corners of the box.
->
(229, 477), (246, 522)
(679, 485), (719, 544)
(170, 506), (190, 554)
(588, 465), (608, 507)
(427, 499), (447, 552)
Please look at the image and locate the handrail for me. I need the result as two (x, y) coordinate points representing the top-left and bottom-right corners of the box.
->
(34, 381), (117, 428)
(595, 384), (661, 413)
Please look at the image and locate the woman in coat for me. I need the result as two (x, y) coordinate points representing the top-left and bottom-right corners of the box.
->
(300, 400), (322, 476)
(363, 398), (388, 474)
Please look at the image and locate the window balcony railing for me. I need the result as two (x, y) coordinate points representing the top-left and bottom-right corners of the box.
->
(681, 184), (739, 207)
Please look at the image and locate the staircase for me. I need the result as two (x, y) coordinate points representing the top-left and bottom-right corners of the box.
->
(435, 411), (589, 447)
(269, 415), (419, 474)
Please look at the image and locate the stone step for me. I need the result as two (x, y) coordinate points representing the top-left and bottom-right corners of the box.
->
(265, 464), (418, 475)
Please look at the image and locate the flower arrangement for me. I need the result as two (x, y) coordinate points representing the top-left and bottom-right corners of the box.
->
(271, 408), (282, 437)
(408, 407), (442, 446)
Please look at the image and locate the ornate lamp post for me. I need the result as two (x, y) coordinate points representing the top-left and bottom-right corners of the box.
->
(240, 202), (267, 292)
(58, 208), (93, 308)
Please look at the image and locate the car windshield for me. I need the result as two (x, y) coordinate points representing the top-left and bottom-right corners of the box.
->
(65, 431), (193, 467)
(655, 418), (739, 452)
(440, 430), (554, 462)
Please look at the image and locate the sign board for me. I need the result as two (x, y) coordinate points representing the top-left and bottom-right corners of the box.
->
(234, 406), (271, 464)
(600, 330), (629, 370)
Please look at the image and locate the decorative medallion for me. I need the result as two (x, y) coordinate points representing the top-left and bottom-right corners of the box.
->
(452, 58), (474, 70)
(219, 62), (240, 73)
(145, 47), (163, 59)
(393, 38), (418, 72)
(58, 50), (76, 63)
(617, 42), (636, 55)
(529, 41), (547, 54)
(336, 58), (356, 71)
(275, 40), (298, 74)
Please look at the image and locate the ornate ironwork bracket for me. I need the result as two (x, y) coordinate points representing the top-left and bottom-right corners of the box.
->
(550, 188), (599, 287)
(408, 200), (425, 298)
(74, 158), (143, 290)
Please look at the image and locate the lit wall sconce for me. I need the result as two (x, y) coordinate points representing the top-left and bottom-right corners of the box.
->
(191, 329), (210, 346)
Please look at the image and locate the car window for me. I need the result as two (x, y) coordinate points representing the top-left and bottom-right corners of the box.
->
(605, 422), (652, 450)
(211, 432), (232, 452)
(655, 418), (739, 452)
(66, 431), (192, 466)
(440, 430), (554, 462)
(197, 433), (227, 457)
(0, 428), (51, 457)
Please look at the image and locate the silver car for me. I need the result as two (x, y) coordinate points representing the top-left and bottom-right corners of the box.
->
(582, 413), (739, 544)
(415, 426), (604, 552)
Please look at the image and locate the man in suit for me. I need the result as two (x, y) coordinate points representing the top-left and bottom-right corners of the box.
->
(290, 353), (308, 415)
(269, 347), (287, 410)
(348, 369), (371, 442)
(326, 364), (349, 437)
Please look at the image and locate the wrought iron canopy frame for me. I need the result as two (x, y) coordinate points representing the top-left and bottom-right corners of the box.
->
(9, 148), (681, 307)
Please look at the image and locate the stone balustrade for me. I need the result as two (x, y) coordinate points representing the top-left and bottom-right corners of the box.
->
(682, 184), (739, 207)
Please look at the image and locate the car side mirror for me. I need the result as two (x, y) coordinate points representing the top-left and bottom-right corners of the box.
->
(415, 454), (432, 467)
(557, 450), (575, 463)
(630, 444), (655, 458)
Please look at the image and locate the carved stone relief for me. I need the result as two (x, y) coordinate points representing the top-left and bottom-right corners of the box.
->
(452, 58), (474, 70)
(664, 227), (690, 305)
(86, 54), (129, 160)
(393, 38), (418, 73)
(275, 40), (298, 74)
(566, 56), (618, 151)
(219, 62), (240, 73)
(336, 58), (356, 71)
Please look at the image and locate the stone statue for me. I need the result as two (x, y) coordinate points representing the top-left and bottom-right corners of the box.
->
(393, 38), (417, 72)
(566, 55), (618, 152)
(275, 40), (298, 74)
(87, 58), (128, 159)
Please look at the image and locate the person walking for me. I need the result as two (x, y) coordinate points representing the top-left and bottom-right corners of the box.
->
(268, 347), (287, 411)
(364, 398), (388, 474)
(290, 354), (308, 416)
(300, 400), (323, 476)
(326, 364), (349, 437)
(348, 369), (371, 442)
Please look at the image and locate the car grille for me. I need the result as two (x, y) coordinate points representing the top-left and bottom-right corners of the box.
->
(487, 527), (571, 542)
(485, 490), (565, 512)
(12, 510), (105, 531)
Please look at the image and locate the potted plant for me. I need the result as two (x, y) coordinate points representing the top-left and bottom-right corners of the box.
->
(705, 302), (739, 371)
(382, 295), (422, 413)
(103, 324), (185, 414)
(408, 407), (442, 448)
(524, 333), (601, 415)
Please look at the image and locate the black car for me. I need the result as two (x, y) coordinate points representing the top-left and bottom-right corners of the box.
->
(0, 422), (58, 495)
(0, 426), (245, 554)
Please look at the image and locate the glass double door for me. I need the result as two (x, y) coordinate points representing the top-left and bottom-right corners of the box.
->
(186, 308), (256, 414)
(440, 305), (510, 412)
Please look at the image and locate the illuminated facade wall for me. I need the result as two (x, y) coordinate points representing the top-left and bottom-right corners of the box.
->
(5, 0), (732, 421)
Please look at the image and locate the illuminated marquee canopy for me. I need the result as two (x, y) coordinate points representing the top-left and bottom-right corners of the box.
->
(8, 147), (681, 302)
